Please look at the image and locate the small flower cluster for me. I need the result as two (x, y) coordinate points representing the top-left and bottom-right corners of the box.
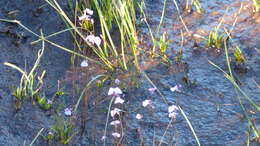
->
(107, 84), (125, 139)
(64, 107), (73, 116)
(85, 35), (102, 46)
(170, 84), (182, 92)
(148, 87), (157, 94)
(80, 60), (88, 67)
(79, 8), (94, 24)
(78, 8), (102, 47)
(168, 105), (179, 119)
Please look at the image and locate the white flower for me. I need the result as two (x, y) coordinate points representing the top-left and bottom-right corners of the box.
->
(136, 114), (143, 120)
(84, 8), (93, 15)
(85, 35), (102, 46)
(93, 36), (101, 46)
(90, 18), (94, 24)
(142, 99), (152, 107)
(168, 105), (178, 113)
(80, 60), (88, 67)
(110, 108), (121, 118)
(64, 108), (72, 116)
(112, 132), (121, 138)
(148, 87), (157, 93)
(47, 99), (52, 104)
(170, 85), (181, 92)
(108, 87), (123, 96)
(78, 14), (91, 21)
(115, 79), (120, 85)
(114, 96), (124, 104)
(168, 105), (178, 119)
(85, 34), (95, 43)
(48, 131), (54, 136)
(79, 8), (93, 21)
(110, 120), (121, 126)
(101, 136), (106, 141)
(168, 112), (177, 118)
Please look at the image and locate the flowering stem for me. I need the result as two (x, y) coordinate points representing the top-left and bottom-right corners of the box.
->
(158, 117), (173, 146)
(103, 96), (116, 146)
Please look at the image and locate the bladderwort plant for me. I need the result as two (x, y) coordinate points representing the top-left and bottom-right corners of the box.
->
(159, 32), (171, 63)
(142, 71), (201, 146)
(3, 31), (46, 110)
(252, 0), (260, 12)
(233, 45), (246, 65)
(36, 94), (53, 110)
(176, 30), (184, 64)
(138, 0), (172, 64)
(45, 0), (140, 72)
(185, 0), (203, 13)
(206, 27), (224, 49)
(48, 117), (76, 145)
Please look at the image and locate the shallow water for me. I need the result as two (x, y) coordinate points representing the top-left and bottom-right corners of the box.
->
(79, 0), (260, 145)
(0, 0), (259, 145)
(126, 0), (260, 145)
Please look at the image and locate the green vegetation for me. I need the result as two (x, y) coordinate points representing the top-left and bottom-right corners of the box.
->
(253, 0), (260, 12)
(48, 117), (76, 144)
(186, 0), (203, 13)
(206, 27), (224, 49)
(233, 45), (246, 65)
(4, 32), (46, 110)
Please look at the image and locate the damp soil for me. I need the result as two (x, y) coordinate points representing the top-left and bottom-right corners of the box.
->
(0, 0), (260, 146)
(0, 0), (73, 145)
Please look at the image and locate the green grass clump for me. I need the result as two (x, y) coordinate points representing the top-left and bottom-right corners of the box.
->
(50, 0), (140, 71)
(158, 32), (171, 63)
(4, 33), (46, 110)
(206, 27), (224, 49)
(185, 0), (203, 13)
(36, 94), (52, 110)
(233, 46), (246, 65)
(48, 117), (76, 145)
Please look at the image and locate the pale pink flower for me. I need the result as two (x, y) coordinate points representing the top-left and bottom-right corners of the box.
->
(84, 8), (93, 15)
(168, 105), (178, 119)
(101, 136), (106, 141)
(93, 36), (101, 46)
(168, 105), (178, 113)
(170, 85), (181, 92)
(136, 114), (143, 120)
(64, 108), (72, 116)
(110, 108), (121, 118)
(110, 120), (121, 126)
(115, 79), (120, 85)
(85, 35), (102, 46)
(108, 87), (123, 96)
(142, 99), (152, 107)
(80, 60), (88, 67)
(168, 112), (177, 118)
(90, 19), (94, 24)
(148, 87), (157, 94)
(112, 132), (121, 138)
(79, 8), (93, 21)
(114, 96), (124, 104)
(47, 99), (52, 104)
